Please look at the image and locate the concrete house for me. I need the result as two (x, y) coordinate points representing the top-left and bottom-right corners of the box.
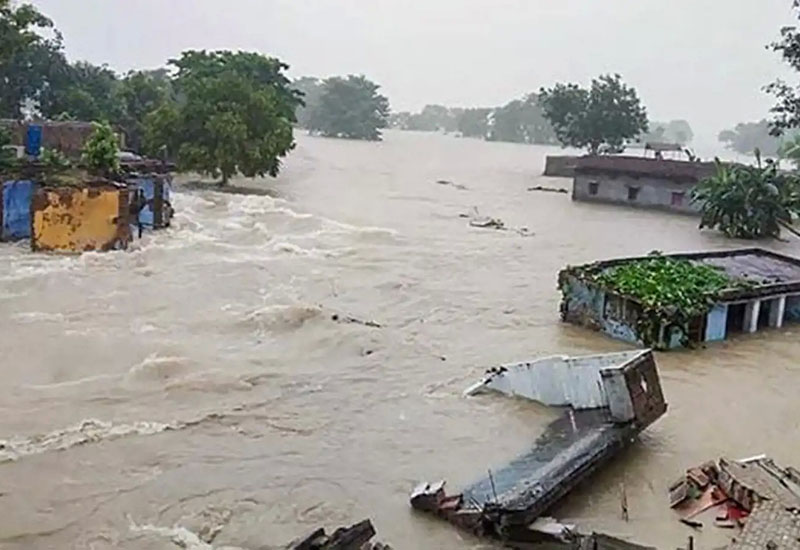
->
(559, 248), (800, 349)
(572, 156), (716, 214)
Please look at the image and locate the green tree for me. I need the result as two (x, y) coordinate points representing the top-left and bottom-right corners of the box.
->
(388, 111), (412, 129)
(666, 120), (694, 145)
(115, 69), (172, 152)
(39, 61), (122, 122)
(82, 121), (120, 177)
(0, 0), (64, 118)
(488, 95), (556, 144)
(293, 76), (322, 129)
(144, 50), (300, 184)
(768, 1), (800, 135)
(539, 74), (648, 155)
(403, 104), (456, 132)
(692, 154), (800, 239)
(639, 120), (694, 146)
(0, 124), (16, 173)
(308, 75), (390, 140)
(718, 120), (782, 157)
(457, 108), (491, 139)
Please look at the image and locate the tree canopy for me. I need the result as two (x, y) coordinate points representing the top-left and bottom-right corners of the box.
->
(768, 1), (800, 135)
(539, 74), (648, 154)
(718, 120), (783, 157)
(692, 155), (800, 239)
(293, 76), (323, 129)
(638, 120), (694, 146)
(306, 75), (390, 141)
(488, 95), (557, 145)
(143, 50), (301, 184)
(457, 108), (492, 139)
(0, 0), (63, 118)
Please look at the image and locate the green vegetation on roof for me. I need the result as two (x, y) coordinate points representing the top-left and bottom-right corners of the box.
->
(595, 256), (734, 316)
(560, 254), (756, 348)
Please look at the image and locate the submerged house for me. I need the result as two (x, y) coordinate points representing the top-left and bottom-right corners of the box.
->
(572, 156), (715, 214)
(1, 126), (173, 250)
(559, 248), (800, 349)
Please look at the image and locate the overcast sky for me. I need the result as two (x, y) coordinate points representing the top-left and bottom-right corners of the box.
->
(30, 0), (800, 143)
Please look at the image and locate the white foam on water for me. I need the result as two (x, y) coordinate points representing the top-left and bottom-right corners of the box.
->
(129, 523), (215, 550)
(0, 418), (176, 463)
(126, 354), (193, 383)
(240, 303), (322, 331)
(11, 311), (67, 323)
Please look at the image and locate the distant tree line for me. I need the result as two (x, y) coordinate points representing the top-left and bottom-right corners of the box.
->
(387, 75), (663, 155)
(387, 95), (559, 145)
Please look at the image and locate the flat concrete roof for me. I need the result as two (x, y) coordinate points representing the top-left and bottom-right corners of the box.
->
(695, 252), (800, 286)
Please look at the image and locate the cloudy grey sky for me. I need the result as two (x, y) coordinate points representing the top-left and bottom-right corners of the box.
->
(31, 0), (800, 143)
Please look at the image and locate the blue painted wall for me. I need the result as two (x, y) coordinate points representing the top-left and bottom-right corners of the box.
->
(603, 318), (640, 345)
(562, 277), (641, 345)
(705, 304), (728, 342)
(1, 180), (34, 240)
(562, 276), (605, 321)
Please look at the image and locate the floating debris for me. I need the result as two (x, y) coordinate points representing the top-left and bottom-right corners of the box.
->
(414, 349), (666, 546)
(286, 519), (390, 550)
(331, 313), (382, 328)
(435, 179), (468, 190)
(528, 185), (569, 194)
(670, 456), (800, 549)
(469, 217), (505, 230)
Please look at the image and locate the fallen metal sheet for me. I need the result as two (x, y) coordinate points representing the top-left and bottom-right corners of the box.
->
(411, 349), (667, 545)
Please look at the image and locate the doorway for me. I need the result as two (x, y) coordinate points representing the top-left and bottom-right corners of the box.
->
(726, 303), (746, 334)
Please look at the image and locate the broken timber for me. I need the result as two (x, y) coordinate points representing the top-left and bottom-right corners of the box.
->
(287, 519), (391, 550)
(411, 349), (667, 545)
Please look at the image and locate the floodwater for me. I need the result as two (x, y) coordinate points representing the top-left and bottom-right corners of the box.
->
(1, 131), (799, 550)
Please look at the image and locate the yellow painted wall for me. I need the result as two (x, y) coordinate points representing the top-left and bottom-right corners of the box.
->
(32, 187), (129, 252)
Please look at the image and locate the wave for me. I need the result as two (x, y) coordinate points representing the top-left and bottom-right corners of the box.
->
(240, 303), (322, 332)
(126, 354), (193, 383)
(129, 523), (218, 550)
(0, 418), (176, 463)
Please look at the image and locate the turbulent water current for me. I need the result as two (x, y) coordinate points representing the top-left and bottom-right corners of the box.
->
(1, 131), (798, 549)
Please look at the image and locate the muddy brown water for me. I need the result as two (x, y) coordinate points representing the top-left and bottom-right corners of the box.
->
(1, 131), (798, 549)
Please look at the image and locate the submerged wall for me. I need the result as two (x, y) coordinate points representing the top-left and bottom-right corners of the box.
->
(560, 276), (692, 349)
(127, 175), (173, 229)
(31, 186), (131, 252)
(1, 180), (34, 241)
(560, 276), (642, 345)
(543, 155), (579, 177)
(573, 173), (699, 214)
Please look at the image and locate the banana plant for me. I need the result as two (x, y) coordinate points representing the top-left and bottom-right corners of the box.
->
(691, 154), (800, 239)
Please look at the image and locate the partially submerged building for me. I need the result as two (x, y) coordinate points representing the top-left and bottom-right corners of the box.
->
(31, 182), (133, 252)
(559, 248), (800, 349)
(0, 124), (173, 251)
(411, 349), (666, 548)
(572, 156), (715, 214)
